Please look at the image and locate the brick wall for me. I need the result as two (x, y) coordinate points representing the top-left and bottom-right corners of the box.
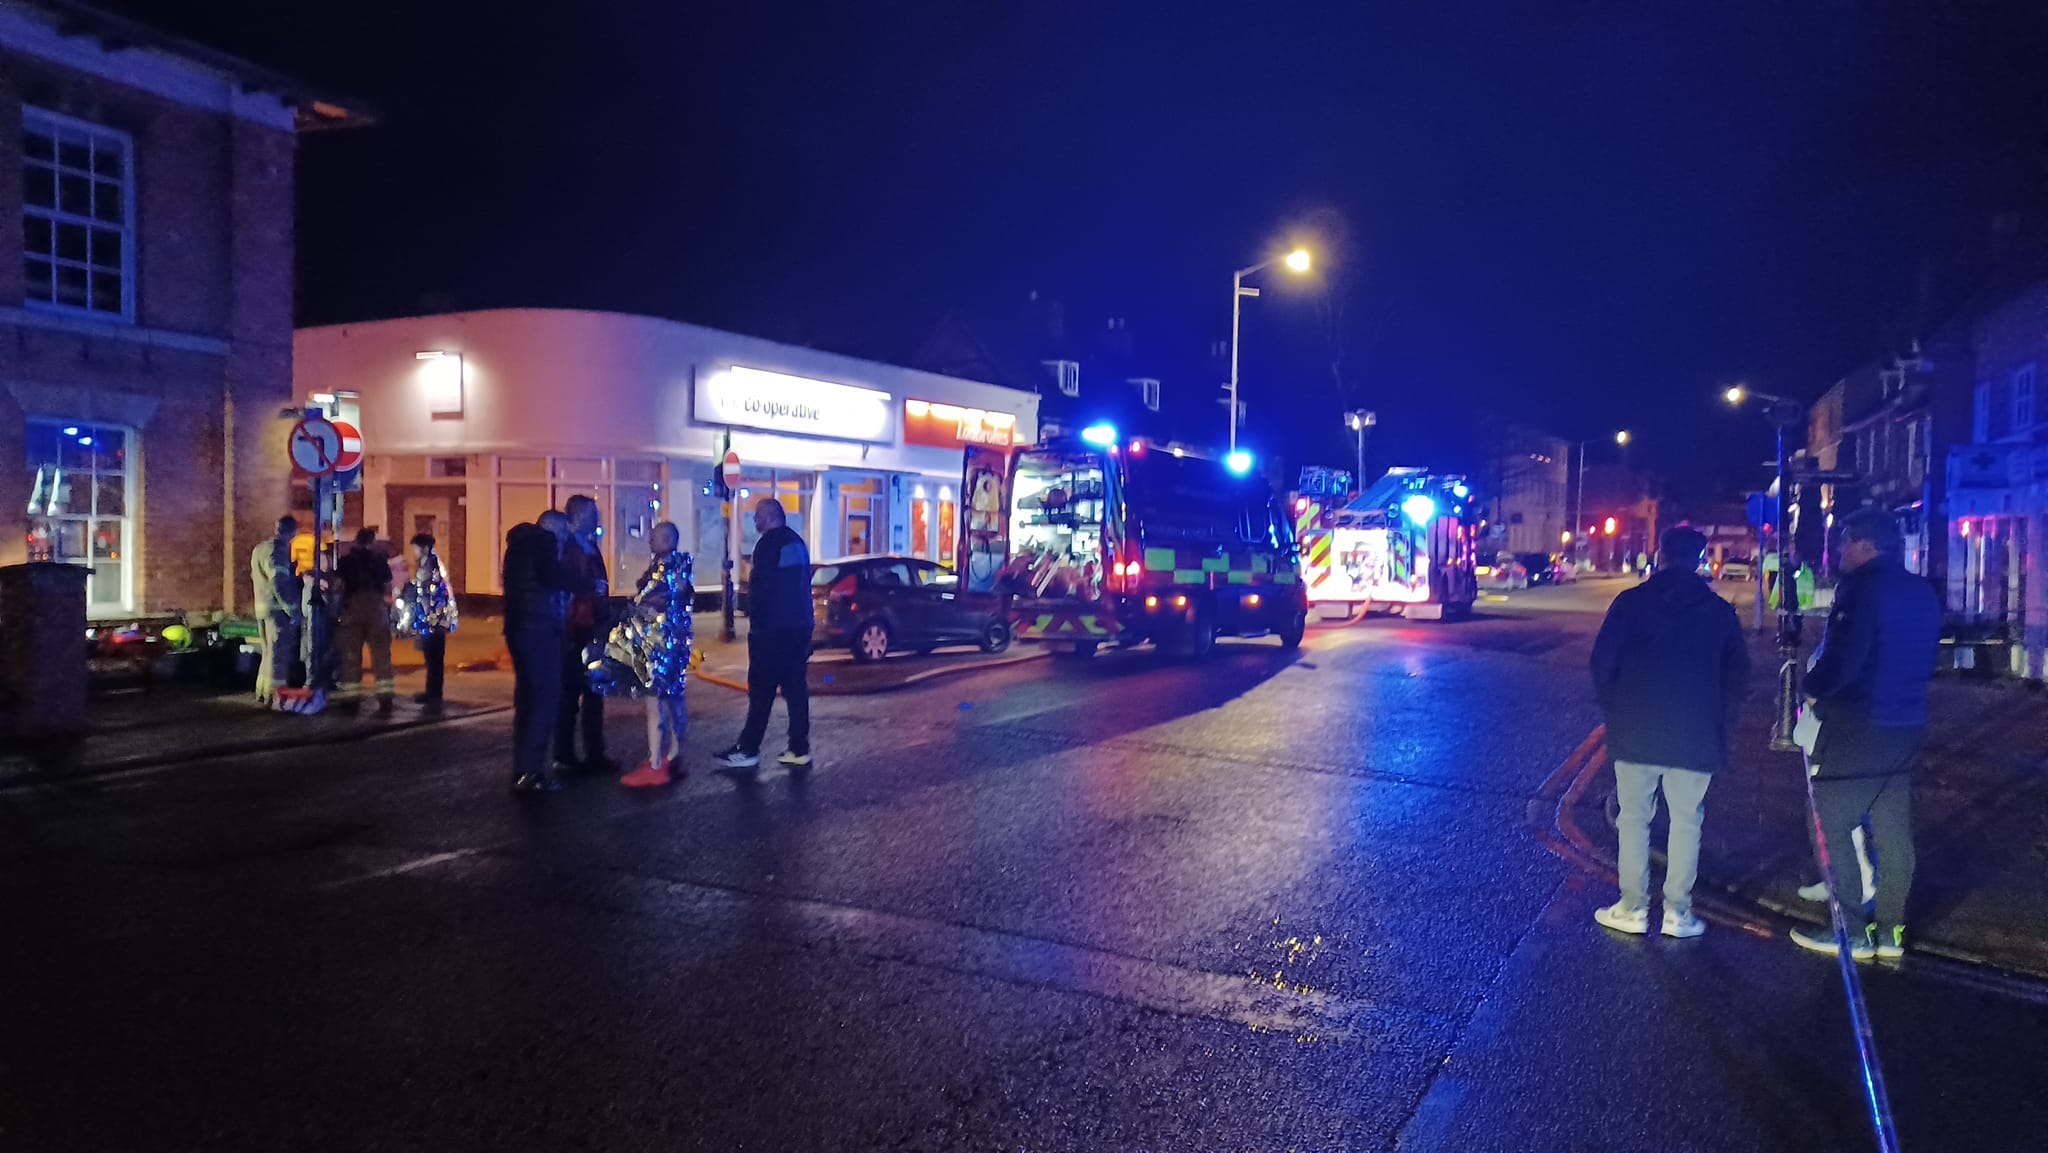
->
(0, 44), (296, 617)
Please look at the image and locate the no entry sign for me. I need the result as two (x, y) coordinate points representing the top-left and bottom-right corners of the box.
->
(722, 450), (741, 486)
(331, 421), (364, 474)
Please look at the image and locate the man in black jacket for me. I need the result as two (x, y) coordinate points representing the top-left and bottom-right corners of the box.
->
(554, 494), (616, 774)
(714, 498), (813, 771)
(1790, 508), (1943, 961)
(1590, 525), (1750, 939)
(504, 510), (574, 793)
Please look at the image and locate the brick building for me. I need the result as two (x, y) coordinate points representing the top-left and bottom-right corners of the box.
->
(0, 1), (357, 619)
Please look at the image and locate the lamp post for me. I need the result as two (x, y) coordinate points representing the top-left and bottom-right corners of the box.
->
(1571, 430), (1631, 572)
(1228, 247), (1311, 453)
(1725, 384), (1806, 751)
(1345, 409), (1376, 495)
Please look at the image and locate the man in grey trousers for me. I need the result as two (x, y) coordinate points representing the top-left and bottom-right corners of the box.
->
(1590, 525), (1751, 939)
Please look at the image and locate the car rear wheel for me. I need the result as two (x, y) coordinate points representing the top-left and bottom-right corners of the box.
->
(979, 619), (1011, 653)
(852, 620), (892, 663)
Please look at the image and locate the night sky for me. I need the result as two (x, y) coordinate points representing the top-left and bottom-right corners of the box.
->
(112, 1), (2048, 496)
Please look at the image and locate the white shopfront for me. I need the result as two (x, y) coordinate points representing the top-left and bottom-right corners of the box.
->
(292, 309), (1037, 597)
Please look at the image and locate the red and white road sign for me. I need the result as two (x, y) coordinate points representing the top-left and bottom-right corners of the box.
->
(331, 421), (364, 473)
(722, 450), (741, 486)
(288, 416), (341, 475)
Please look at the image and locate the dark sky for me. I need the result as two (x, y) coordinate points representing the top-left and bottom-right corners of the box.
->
(115, 1), (2048, 495)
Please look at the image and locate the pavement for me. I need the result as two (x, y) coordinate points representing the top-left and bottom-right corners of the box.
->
(2, 580), (2045, 1150)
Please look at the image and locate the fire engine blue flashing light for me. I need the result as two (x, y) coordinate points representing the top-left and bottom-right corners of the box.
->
(1402, 494), (1438, 525)
(1224, 450), (1254, 474)
(1080, 424), (1118, 447)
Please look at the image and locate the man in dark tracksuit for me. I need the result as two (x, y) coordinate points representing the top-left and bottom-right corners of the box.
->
(714, 498), (813, 771)
(1790, 508), (1943, 961)
(1589, 526), (1750, 940)
(504, 510), (574, 793)
(554, 493), (615, 774)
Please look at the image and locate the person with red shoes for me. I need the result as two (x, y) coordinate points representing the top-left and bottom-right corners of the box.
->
(587, 521), (693, 788)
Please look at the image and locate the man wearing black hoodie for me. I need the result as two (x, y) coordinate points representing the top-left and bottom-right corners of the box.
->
(1590, 525), (1750, 939)
(713, 498), (812, 771)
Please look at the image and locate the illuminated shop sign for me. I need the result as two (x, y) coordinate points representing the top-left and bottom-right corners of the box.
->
(696, 365), (893, 443)
(904, 398), (1018, 449)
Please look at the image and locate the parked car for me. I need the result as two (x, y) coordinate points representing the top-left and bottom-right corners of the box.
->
(1477, 552), (1530, 590)
(812, 555), (1011, 662)
(1718, 557), (1754, 582)
(1517, 552), (1577, 587)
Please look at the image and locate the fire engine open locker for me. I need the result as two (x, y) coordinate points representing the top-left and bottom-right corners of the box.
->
(958, 427), (1307, 658)
(1295, 466), (1480, 620)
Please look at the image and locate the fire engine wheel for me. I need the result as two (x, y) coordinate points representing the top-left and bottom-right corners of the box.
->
(852, 620), (892, 663)
(1277, 609), (1307, 649)
(979, 620), (1012, 653)
(1185, 600), (1217, 661)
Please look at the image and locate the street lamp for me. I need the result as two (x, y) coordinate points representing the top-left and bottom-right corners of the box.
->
(1570, 429), (1632, 572)
(1227, 247), (1313, 452)
(1345, 409), (1376, 495)
(1725, 381), (1806, 749)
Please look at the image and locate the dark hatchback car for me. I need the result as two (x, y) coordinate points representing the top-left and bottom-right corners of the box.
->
(812, 556), (1011, 662)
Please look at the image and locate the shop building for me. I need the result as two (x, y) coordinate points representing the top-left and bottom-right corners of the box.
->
(291, 309), (1039, 598)
(0, 1), (360, 618)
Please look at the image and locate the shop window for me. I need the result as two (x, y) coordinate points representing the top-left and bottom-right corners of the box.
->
(22, 108), (133, 320)
(25, 420), (132, 613)
(553, 457), (607, 481)
(937, 492), (957, 566)
(499, 456), (546, 480)
(910, 494), (931, 559)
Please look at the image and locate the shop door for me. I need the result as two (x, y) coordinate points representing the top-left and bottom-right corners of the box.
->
(839, 476), (883, 557)
(389, 487), (466, 594)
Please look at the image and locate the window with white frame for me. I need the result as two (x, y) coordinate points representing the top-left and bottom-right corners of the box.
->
(1973, 381), (1991, 442)
(21, 109), (134, 320)
(2014, 363), (2037, 433)
(1131, 377), (1161, 412)
(1043, 359), (1080, 397)
(25, 420), (134, 613)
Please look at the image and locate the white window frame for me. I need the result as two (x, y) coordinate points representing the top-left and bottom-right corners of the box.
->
(2014, 363), (2036, 434)
(1131, 377), (1161, 412)
(1973, 381), (1991, 442)
(20, 106), (136, 323)
(25, 418), (137, 615)
(1043, 359), (1080, 398)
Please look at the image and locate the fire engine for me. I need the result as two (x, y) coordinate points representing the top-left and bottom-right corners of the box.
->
(965, 425), (1307, 658)
(1295, 466), (1479, 620)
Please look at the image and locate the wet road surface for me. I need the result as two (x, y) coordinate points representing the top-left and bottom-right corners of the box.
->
(4, 581), (2044, 1151)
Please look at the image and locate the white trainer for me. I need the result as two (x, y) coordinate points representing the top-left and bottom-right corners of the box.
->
(1662, 908), (1706, 939)
(1594, 901), (1650, 935)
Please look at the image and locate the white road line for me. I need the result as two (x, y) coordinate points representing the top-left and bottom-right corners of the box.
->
(316, 848), (479, 891)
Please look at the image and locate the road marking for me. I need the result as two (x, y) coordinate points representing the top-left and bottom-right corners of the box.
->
(316, 848), (480, 891)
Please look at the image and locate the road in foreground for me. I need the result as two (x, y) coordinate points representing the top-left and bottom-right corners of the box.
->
(4, 579), (2044, 1151)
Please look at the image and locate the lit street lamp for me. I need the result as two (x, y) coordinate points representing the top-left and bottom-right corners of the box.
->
(1227, 247), (1312, 453)
(1345, 409), (1376, 495)
(1724, 382), (1807, 749)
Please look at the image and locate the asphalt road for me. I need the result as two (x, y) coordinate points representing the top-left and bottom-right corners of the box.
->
(4, 578), (2044, 1152)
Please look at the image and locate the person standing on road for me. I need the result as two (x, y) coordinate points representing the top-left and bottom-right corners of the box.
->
(334, 527), (397, 715)
(505, 510), (575, 793)
(714, 498), (812, 772)
(1790, 508), (1943, 961)
(1590, 525), (1750, 940)
(555, 494), (616, 775)
(399, 532), (458, 709)
(593, 521), (693, 788)
(251, 514), (303, 705)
